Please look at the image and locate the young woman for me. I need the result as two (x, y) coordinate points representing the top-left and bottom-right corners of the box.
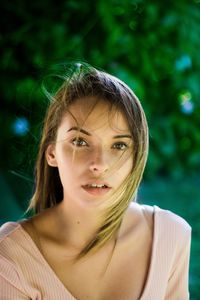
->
(0, 63), (191, 299)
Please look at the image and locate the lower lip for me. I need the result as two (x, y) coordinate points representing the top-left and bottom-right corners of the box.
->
(82, 186), (112, 196)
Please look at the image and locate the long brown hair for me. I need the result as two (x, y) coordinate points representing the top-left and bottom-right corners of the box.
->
(27, 62), (149, 259)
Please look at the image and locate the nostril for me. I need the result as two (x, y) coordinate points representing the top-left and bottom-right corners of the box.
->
(89, 164), (108, 173)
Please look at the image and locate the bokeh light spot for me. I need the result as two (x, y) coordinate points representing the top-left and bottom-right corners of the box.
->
(175, 54), (192, 71)
(179, 91), (194, 114)
(12, 117), (30, 136)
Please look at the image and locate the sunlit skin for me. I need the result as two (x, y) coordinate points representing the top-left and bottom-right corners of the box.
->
(45, 96), (134, 249)
(20, 97), (153, 300)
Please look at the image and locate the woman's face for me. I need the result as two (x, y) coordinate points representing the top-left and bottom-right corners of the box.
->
(46, 97), (133, 208)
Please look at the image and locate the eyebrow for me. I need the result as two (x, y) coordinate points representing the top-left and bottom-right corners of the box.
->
(113, 134), (132, 139)
(67, 127), (91, 136)
(67, 127), (132, 139)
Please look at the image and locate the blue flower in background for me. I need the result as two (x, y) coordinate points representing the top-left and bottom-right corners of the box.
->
(175, 55), (192, 71)
(12, 117), (30, 136)
(181, 100), (194, 114)
(179, 91), (194, 115)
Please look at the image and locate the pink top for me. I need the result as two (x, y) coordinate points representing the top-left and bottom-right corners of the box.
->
(0, 205), (191, 300)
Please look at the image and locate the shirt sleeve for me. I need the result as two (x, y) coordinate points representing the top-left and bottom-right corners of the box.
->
(165, 226), (192, 300)
(0, 275), (30, 299)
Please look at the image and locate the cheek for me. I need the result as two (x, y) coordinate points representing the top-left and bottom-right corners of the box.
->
(110, 155), (133, 185)
(56, 144), (89, 174)
(121, 158), (133, 176)
(115, 150), (133, 172)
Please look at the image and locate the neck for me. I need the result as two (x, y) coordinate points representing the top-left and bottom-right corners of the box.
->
(52, 200), (103, 251)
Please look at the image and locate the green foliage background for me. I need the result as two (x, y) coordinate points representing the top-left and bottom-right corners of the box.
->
(0, 0), (200, 298)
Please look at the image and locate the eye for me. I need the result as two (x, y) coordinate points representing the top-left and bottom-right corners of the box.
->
(112, 142), (128, 151)
(72, 137), (88, 147)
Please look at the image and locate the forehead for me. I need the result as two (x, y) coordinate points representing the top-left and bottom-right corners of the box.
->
(61, 97), (130, 133)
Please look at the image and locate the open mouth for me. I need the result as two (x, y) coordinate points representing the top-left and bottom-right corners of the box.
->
(82, 183), (112, 195)
(84, 184), (109, 189)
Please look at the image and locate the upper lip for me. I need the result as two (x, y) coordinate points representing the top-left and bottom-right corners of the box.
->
(82, 181), (111, 188)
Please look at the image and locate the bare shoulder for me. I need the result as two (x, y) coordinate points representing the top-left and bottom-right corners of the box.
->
(20, 207), (55, 243)
(124, 202), (154, 230)
(117, 202), (154, 244)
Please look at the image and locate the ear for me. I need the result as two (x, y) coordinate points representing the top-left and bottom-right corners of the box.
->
(46, 144), (58, 167)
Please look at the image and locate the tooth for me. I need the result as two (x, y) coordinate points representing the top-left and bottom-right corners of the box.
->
(89, 184), (105, 188)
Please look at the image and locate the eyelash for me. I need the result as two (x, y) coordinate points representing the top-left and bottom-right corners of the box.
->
(71, 137), (128, 151)
(72, 137), (88, 147)
(112, 142), (128, 151)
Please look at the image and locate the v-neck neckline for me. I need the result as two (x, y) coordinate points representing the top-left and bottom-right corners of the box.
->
(17, 205), (159, 300)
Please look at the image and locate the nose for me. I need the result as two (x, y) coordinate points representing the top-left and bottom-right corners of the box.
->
(89, 149), (109, 175)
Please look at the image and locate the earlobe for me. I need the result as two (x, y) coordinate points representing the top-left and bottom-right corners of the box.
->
(46, 144), (58, 167)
